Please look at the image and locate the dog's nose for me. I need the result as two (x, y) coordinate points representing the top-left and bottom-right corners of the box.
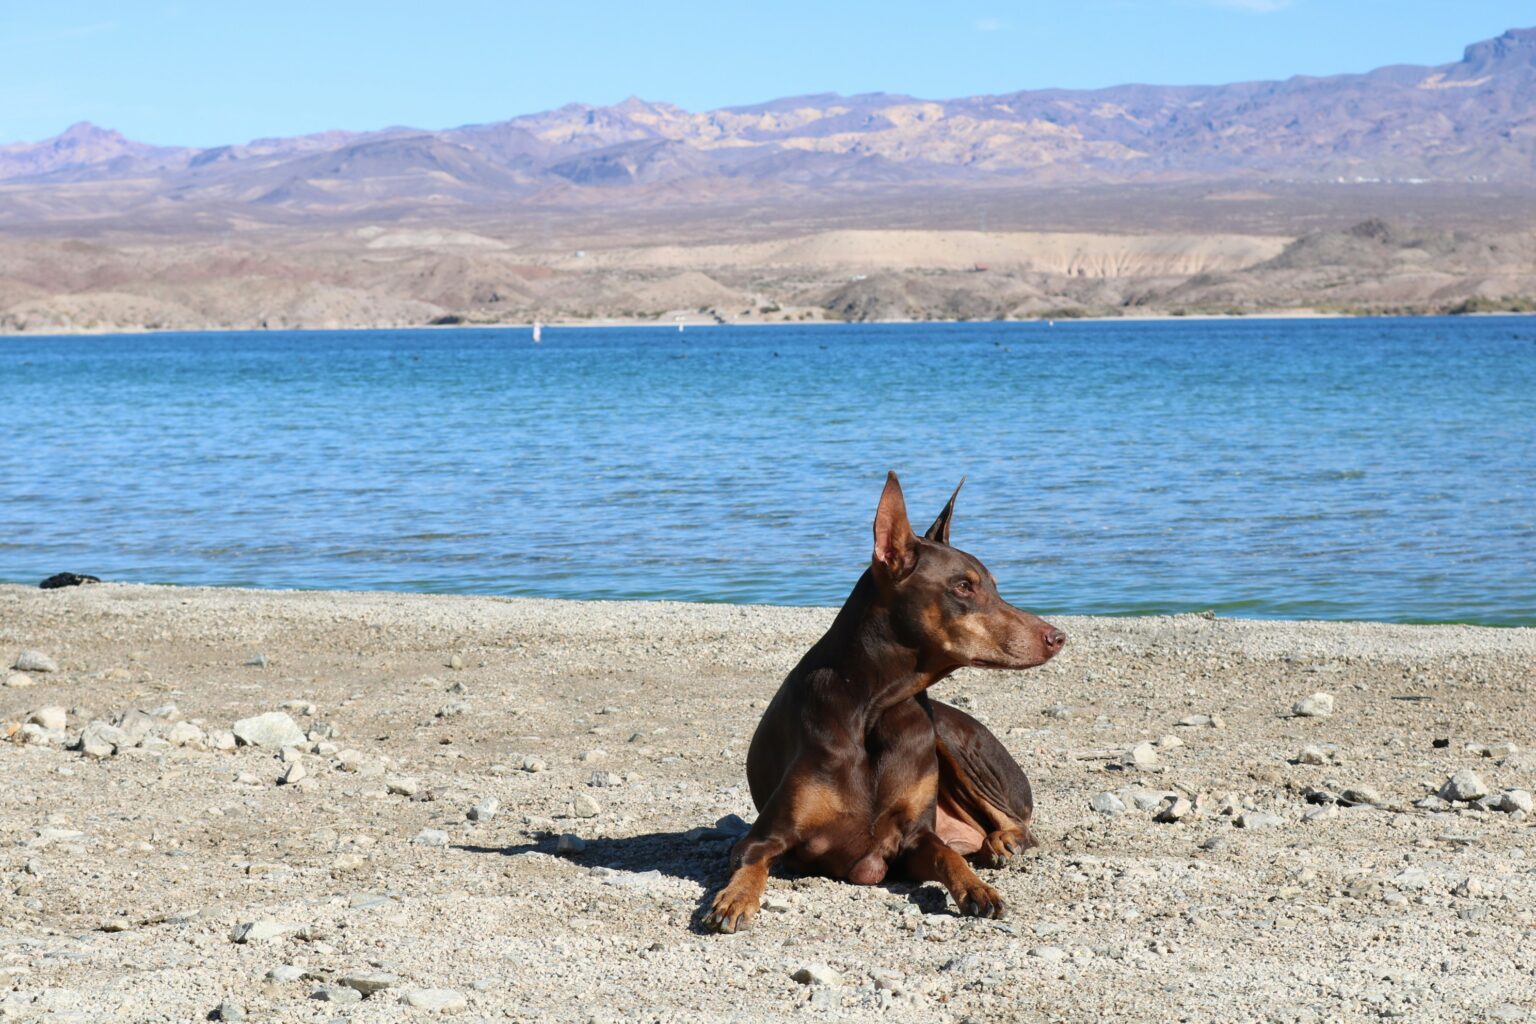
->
(1042, 627), (1067, 652)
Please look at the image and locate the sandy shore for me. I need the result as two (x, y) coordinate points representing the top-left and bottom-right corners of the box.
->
(3, 584), (1534, 1022)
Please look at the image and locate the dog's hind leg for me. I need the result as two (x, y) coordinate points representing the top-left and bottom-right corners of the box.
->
(929, 698), (1039, 867)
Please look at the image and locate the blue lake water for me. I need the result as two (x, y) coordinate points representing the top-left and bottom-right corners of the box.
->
(3, 318), (1534, 624)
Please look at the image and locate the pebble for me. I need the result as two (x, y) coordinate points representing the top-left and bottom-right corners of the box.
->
(5, 671), (35, 688)
(448, 654), (464, 670)
(1453, 877), (1482, 898)
(791, 965), (842, 987)
(1498, 789), (1533, 814)
(1292, 692), (1335, 718)
(1439, 769), (1490, 802)
(338, 970), (398, 995)
(312, 985), (363, 1004)
(26, 706), (66, 731)
(1158, 734), (1184, 749)
(1303, 805), (1339, 823)
(468, 797), (499, 821)
(520, 756), (547, 773)
(267, 965), (306, 983)
(572, 793), (601, 818)
(280, 761), (307, 785)
(1235, 811), (1283, 829)
(436, 701), (470, 719)
(1176, 714), (1222, 729)
(1125, 741), (1159, 767)
(1090, 792), (1126, 816)
(208, 729), (237, 751)
(1044, 704), (1073, 720)
(13, 650), (59, 673)
(165, 721), (206, 748)
(588, 770), (621, 788)
(580, 748), (608, 762)
(555, 833), (586, 854)
(1029, 946), (1069, 963)
(231, 712), (307, 749)
(213, 1001), (245, 1022)
(1339, 786), (1384, 807)
(1297, 745), (1329, 765)
(413, 829), (450, 847)
(280, 699), (316, 716)
(401, 988), (468, 1012)
(235, 771), (262, 786)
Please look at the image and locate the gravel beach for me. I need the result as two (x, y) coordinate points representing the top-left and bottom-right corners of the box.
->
(3, 583), (1534, 1023)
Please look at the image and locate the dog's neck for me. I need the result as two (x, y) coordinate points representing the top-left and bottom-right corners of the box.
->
(808, 569), (954, 715)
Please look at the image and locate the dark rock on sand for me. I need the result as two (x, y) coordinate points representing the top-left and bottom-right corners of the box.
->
(40, 573), (101, 589)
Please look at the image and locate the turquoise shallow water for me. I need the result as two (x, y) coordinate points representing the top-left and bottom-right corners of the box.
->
(3, 317), (1534, 623)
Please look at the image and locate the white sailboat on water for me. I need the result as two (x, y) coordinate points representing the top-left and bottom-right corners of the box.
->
(532, 319), (542, 343)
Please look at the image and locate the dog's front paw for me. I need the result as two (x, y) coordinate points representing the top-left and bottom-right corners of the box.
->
(953, 879), (1005, 919)
(979, 828), (1030, 868)
(703, 885), (759, 934)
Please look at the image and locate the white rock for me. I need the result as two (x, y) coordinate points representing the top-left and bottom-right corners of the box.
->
(572, 793), (601, 818)
(468, 797), (499, 822)
(266, 965), (306, 983)
(1125, 741), (1158, 766)
(1235, 811), (1283, 829)
(1089, 792), (1126, 816)
(165, 721), (207, 749)
(5, 671), (35, 688)
(1297, 745), (1329, 765)
(1439, 769), (1490, 802)
(77, 721), (129, 757)
(230, 920), (293, 943)
(208, 729), (237, 751)
(1030, 946), (1070, 963)
(791, 965), (842, 987)
(1154, 796), (1193, 823)
(338, 971), (398, 995)
(1498, 789), (1534, 814)
(13, 650), (58, 673)
(1293, 692), (1335, 718)
(401, 988), (467, 1012)
(520, 756), (547, 773)
(279, 761), (307, 785)
(231, 712), (307, 749)
(115, 709), (157, 744)
(413, 829), (450, 847)
(26, 707), (66, 731)
(386, 776), (420, 797)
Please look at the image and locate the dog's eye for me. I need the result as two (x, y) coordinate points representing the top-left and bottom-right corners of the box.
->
(953, 579), (974, 596)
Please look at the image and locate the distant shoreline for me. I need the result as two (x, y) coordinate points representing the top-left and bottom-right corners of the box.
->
(5, 307), (1535, 340)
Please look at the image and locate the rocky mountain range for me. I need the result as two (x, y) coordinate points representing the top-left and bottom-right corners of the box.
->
(3, 27), (1536, 229)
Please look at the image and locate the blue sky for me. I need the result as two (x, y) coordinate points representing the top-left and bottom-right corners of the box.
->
(3, 1), (1531, 146)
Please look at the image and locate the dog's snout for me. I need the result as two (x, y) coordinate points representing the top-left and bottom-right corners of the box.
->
(1042, 627), (1067, 653)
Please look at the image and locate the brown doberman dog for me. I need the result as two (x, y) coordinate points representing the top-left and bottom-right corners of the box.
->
(705, 472), (1066, 932)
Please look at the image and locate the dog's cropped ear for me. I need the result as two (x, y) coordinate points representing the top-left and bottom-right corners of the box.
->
(873, 471), (919, 580)
(923, 476), (965, 545)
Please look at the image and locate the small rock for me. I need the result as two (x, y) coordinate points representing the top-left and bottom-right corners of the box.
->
(1235, 811), (1283, 829)
(386, 776), (420, 797)
(520, 756), (547, 773)
(115, 708), (158, 744)
(1339, 786), (1384, 807)
(1498, 789), (1534, 814)
(1303, 804), (1339, 823)
(245, 654), (268, 668)
(555, 833), (586, 854)
(413, 829), (450, 847)
(1029, 946), (1069, 964)
(279, 761), (307, 785)
(1154, 796), (1193, 823)
(339, 970), (398, 995)
(448, 654), (464, 670)
(1439, 769), (1490, 802)
(572, 793), (601, 818)
(436, 701), (470, 719)
(230, 920), (292, 943)
(4, 671), (34, 688)
(714, 813), (751, 836)
(1158, 734), (1184, 749)
(1452, 877), (1482, 898)
(1297, 745), (1329, 765)
(312, 985), (362, 1004)
(13, 650), (58, 673)
(26, 706), (66, 731)
(213, 1001), (245, 1022)
(468, 797), (499, 821)
(208, 729), (237, 752)
(580, 748), (607, 763)
(1176, 714), (1220, 729)
(231, 712), (307, 749)
(401, 988), (467, 1012)
(588, 770), (621, 788)
(267, 965), (305, 983)
(235, 771), (263, 785)
(76, 720), (129, 757)
(1044, 704), (1073, 720)
(1090, 792), (1126, 817)
(1292, 693), (1335, 718)
(1125, 741), (1158, 767)
(165, 721), (207, 748)
(791, 965), (842, 987)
